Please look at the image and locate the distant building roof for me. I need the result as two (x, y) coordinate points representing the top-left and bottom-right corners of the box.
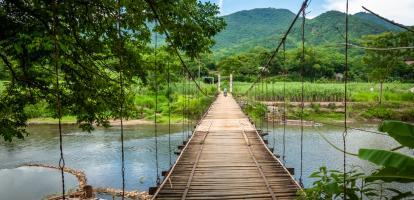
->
(405, 60), (414, 65)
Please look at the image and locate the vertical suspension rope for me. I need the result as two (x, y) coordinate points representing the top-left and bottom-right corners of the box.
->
(299, 5), (306, 188)
(272, 78), (276, 153)
(343, 0), (349, 198)
(282, 41), (287, 164)
(260, 78), (264, 129)
(187, 77), (190, 137)
(53, 1), (65, 199)
(153, 27), (161, 186)
(116, 0), (126, 197)
(168, 61), (172, 166)
(266, 77), (269, 134)
(182, 69), (185, 142)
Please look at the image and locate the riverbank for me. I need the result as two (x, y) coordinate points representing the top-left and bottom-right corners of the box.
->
(241, 100), (414, 124)
(28, 118), (189, 126)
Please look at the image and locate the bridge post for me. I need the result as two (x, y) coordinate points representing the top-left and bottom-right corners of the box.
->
(218, 74), (221, 92)
(230, 73), (233, 93)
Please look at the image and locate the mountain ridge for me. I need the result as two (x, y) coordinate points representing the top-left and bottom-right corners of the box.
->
(212, 8), (402, 58)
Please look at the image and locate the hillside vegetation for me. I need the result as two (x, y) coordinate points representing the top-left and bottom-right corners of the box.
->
(213, 8), (403, 58)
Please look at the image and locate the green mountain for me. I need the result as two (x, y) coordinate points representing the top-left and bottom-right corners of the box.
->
(213, 8), (401, 58)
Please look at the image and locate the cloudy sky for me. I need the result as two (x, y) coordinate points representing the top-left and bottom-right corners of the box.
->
(201, 0), (414, 25)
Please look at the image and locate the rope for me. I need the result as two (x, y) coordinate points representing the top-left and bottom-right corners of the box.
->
(260, 78), (264, 129)
(168, 62), (172, 166)
(153, 28), (161, 186)
(362, 6), (414, 34)
(242, 0), (310, 96)
(182, 70), (186, 142)
(343, 0), (349, 198)
(53, 1), (66, 198)
(313, 126), (357, 156)
(186, 76), (189, 138)
(282, 41), (287, 164)
(299, 5), (306, 188)
(326, 43), (414, 51)
(266, 77), (269, 134)
(116, 0), (126, 198)
(187, 77), (191, 137)
(271, 79), (276, 153)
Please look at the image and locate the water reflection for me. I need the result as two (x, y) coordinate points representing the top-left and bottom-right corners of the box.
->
(0, 124), (189, 199)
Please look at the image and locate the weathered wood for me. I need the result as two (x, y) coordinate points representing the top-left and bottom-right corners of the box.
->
(152, 94), (301, 200)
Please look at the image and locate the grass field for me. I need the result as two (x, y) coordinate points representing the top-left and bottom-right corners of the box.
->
(233, 82), (414, 102)
(11, 81), (218, 124)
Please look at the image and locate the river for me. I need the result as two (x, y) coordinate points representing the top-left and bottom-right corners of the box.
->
(0, 123), (412, 199)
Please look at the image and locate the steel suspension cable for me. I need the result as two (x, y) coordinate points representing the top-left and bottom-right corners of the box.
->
(53, 1), (66, 198)
(116, 0), (126, 197)
(343, 0), (349, 198)
(299, 5), (306, 188)
(153, 27), (161, 186)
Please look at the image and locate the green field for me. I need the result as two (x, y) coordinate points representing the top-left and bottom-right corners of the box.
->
(18, 81), (218, 124)
(233, 82), (414, 102)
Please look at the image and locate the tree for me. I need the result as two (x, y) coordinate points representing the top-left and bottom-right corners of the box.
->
(363, 32), (404, 105)
(0, 0), (225, 141)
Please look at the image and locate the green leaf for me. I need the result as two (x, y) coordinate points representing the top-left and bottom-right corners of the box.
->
(359, 149), (414, 169)
(326, 181), (340, 194)
(379, 120), (414, 148)
(366, 167), (414, 183)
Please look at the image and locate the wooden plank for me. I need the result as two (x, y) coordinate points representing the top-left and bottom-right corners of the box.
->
(152, 93), (300, 200)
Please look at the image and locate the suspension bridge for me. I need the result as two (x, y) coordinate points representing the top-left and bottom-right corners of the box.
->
(21, 0), (410, 198)
(152, 93), (300, 200)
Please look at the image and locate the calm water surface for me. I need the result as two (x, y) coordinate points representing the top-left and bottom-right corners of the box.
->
(0, 123), (413, 199)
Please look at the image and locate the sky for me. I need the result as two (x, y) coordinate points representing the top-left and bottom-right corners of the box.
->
(201, 0), (414, 25)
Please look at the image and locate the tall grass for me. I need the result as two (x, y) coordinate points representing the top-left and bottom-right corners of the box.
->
(233, 82), (414, 102)
(132, 81), (217, 123)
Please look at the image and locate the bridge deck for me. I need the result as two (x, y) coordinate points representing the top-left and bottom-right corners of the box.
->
(153, 94), (301, 200)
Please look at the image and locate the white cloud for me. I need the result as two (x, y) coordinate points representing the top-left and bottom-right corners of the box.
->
(322, 0), (414, 25)
(218, 0), (224, 14)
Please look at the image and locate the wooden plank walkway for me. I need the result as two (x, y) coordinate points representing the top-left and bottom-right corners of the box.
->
(153, 93), (301, 200)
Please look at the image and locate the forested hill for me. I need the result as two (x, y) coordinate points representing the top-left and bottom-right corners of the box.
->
(213, 8), (402, 58)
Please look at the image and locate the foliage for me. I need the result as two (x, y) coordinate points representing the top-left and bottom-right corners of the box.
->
(212, 8), (400, 58)
(0, 0), (225, 141)
(299, 167), (380, 199)
(303, 121), (414, 199)
(359, 121), (414, 183)
(233, 82), (414, 102)
(242, 102), (266, 121)
(362, 107), (395, 120)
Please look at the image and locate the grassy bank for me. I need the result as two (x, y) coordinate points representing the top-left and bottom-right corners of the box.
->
(241, 101), (414, 124)
(234, 81), (414, 123)
(13, 81), (218, 125)
(234, 82), (414, 102)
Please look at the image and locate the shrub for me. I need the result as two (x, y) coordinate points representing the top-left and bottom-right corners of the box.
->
(362, 107), (395, 120)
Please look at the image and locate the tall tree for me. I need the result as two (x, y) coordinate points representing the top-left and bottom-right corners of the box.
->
(362, 32), (407, 105)
(0, 0), (225, 141)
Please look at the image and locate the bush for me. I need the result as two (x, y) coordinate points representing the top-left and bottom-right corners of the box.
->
(23, 100), (54, 118)
(362, 107), (395, 119)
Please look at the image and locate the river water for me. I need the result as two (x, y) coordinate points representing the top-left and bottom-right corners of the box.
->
(0, 123), (412, 199)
